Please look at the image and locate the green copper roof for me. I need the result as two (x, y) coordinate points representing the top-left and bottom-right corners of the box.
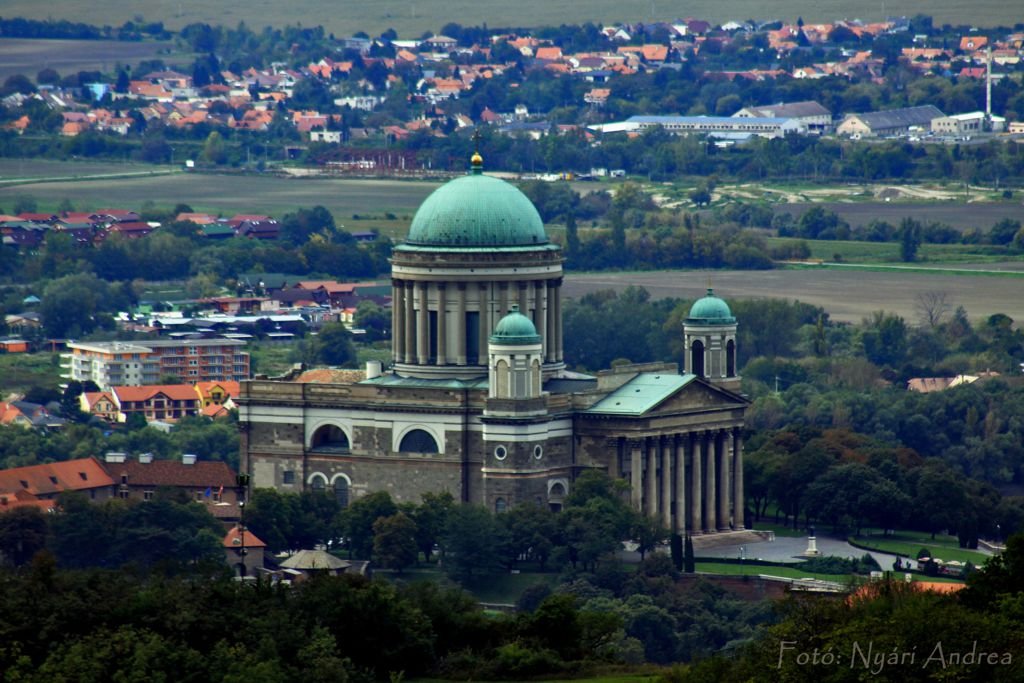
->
(686, 288), (735, 325)
(490, 305), (541, 345)
(586, 373), (696, 416)
(404, 171), (548, 248)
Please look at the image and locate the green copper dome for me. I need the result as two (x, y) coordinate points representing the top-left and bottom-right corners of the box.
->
(686, 289), (736, 324)
(405, 166), (548, 247)
(490, 306), (541, 345)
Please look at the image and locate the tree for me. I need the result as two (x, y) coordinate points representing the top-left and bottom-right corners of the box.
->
(442, 504), (503, 582)
(354, 301), (391, 342)
(410, 491), (454, 563)
(317, 322), (356, 366)
(339, 490), (397, 559)
(631, 513), (667, 560)
(201, 131), (228, 165)
(683, 534), (695, 573)
(0, 507), (48, 566)
(899, 217), (921, 262)
(914, 290), (952, 329)
(372, 512), (418, 572)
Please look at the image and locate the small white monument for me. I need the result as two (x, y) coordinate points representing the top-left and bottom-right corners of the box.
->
(802, 527), (820, 557)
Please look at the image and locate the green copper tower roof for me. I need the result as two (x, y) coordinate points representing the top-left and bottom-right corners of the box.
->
(490, 305), (541, 345)
(686, 288), (735, 324)
(404, 157), (548, 248)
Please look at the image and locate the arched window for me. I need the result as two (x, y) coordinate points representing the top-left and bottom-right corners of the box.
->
(726, 339), (736, 377)
(311, 424), (349, 451)
(495, 498), (507, 514)
(399, 429), (439, 454)
(333, 477), (349, 508)
(309, 474), (327, 492)
(691, 340), (705, 377)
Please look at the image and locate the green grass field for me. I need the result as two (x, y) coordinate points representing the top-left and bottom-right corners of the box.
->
(767, 236), (1024, 267)
(0, 352), (63, 396)
(695, 561), (861, 583)
(849, 533), (990, 565)
(1, 0), (1017, 36)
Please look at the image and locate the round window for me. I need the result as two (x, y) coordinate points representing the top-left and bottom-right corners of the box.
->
(494, 445), (508, 460)
(533, 445), (543, 460)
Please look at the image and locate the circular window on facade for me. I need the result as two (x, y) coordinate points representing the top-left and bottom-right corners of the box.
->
(533, 445), (543, 460)
(494, 445), (508, 460)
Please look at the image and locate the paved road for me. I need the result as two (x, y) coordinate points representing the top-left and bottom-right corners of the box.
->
(698, 533), (901, 570)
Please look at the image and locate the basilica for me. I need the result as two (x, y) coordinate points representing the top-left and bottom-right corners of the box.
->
(238, 154), (749, 534)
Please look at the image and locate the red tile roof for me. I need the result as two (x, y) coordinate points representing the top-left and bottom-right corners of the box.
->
(99, 458), (237, 488)
(223, 525), (266, 548)
(195, 381), (241, 398)
(113, 385), (200, 403)
(0, 457), (114, 497)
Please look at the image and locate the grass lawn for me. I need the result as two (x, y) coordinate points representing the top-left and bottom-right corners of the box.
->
(0, 352), (63, 395)
(848, 534), (990, 565)
(695, 561), (861, 584)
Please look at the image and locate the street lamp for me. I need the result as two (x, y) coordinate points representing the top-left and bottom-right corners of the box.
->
(236, 473), (250, 577)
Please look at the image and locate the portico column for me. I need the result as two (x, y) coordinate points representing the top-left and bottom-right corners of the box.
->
(733, 428), (745, 530)
(435, 283), (446, 365)
(478, 283), (489, 363)
(706, 431), (717, 532)
(499, 282), (509, 317)
(392, 279), (404, 363)
(416, 281), (429, 364)
(456, 283), (467, 365)
(690, 433), (703, 533)
(661, 436), (673, 529)
(630, 441), (643, 510)
(645, 437), (657, 517)
(546, 280), (557, 363)
(717, 430), (730, 531)
(518, 282), (528, 314)
(554, 279), (563, 362)
(538, 280), (549, 361)
(674, 435), (686, 533)
(403, 281), (415, 363)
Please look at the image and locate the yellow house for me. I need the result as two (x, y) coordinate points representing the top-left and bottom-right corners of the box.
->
(194, 381), (241, 408)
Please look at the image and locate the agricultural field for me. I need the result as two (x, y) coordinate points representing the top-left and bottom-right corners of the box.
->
(0, 0), (1017, 37)
(775, 201), (1024, 233)
(563, 268), (1024, 323)
(0, 37), (189, 83)
(0, 164), (440, 230)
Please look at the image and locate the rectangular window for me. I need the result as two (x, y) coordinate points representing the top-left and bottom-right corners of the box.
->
(143, 490), (154, 501)
(283, 470), (295, 484)
(465, 311), (480, 364)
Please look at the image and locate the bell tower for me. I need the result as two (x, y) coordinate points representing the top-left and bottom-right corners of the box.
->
(683, 288), (739, 392)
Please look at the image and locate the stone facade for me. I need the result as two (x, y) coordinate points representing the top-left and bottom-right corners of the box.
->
(238, 161), (748, 534)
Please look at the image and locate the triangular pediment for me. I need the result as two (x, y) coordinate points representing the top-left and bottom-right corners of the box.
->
(644, 377), (748, 416)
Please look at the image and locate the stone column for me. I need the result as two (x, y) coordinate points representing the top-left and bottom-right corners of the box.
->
(674, 435), (686, 533)
(717, 430), (730, 531)
(435, 284), (446, 365)
(392, 279), (404, 363)
(733, 428), (745, 530)
(498, 282), (509, 318)
(403, 281), (415, 363)
(705, 432), (717, 532)
(456, 283), (467, 365)
(478, 283), (489, 364)
(518, 282), (528, 314)
(554, 279), (563, 362)
(645, 438), (657, 517)
(546, 280), (557, 363)
(690, 433), (703, 533)
(416, 281), (429, 365)
(538, 280), (549, 361)
(661, 436), (673, 529)
(630, 441), (643, 511)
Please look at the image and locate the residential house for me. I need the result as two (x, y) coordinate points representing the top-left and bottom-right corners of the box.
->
(80, 391), (120, 422)
(62, 339), (250, 390)
(112, 385), (202, 422)
(0, 401), (63, 428)
(99, 452), (239, 504)
(194, 381), (240, 408)
(0, 457), (115, 509)
(224, 524), (266, 576)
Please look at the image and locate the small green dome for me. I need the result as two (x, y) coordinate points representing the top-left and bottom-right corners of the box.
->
(405, 171), (548, 247)
(490, 305), (541, 345)
(686, 288), (736, 324)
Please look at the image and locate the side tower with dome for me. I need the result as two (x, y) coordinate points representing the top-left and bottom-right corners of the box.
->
(238, 154), (749, 535)
(683, 288), (740, 392)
